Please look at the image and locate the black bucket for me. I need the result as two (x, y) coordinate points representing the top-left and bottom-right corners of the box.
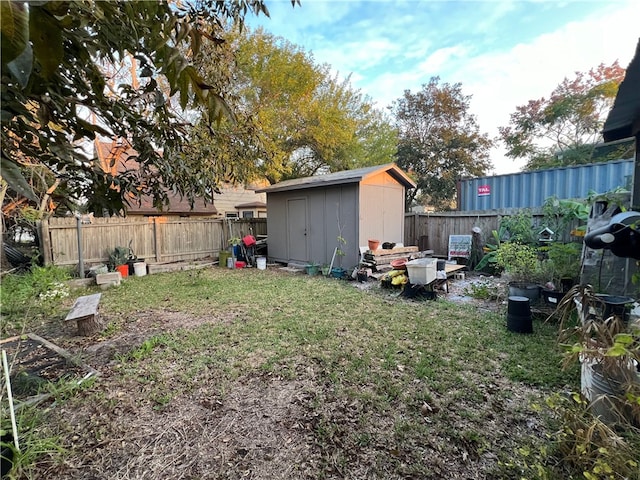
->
(507, 296), (533, 333)
(437, 260), (446, 271)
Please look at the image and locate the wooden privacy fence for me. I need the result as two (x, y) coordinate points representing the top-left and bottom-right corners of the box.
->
(404, 209), (548, 257)
(39, 216), (267, 268)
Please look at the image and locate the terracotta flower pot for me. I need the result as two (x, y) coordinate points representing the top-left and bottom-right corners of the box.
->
(368, 239), (380, 251)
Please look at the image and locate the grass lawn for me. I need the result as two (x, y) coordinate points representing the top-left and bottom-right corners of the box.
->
(2, 266), (585, 478)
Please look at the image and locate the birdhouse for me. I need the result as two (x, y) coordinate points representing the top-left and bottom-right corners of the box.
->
(538, 227), (554, 243)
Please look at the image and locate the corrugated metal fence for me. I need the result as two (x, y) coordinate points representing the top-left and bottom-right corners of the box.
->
(458, 159), (634, 211)
(404, 210), (547, 257)
(39, 216), (267, 267)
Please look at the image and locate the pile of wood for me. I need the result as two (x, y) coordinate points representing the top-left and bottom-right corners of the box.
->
(363, 246), (432, 268)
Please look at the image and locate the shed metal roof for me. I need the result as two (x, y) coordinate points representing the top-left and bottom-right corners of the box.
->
(603, 38), (640, 142)
(255, 163), (416, 193)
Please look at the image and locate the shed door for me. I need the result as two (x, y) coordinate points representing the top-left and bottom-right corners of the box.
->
(287, 198), (308, 262)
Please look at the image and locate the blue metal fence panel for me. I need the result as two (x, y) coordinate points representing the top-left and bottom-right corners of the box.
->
(458, 159), (634, 211)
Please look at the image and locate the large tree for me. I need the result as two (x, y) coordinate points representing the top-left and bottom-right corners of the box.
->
(391, 77), (493, 211)
(499, 62), (627, 171)
(192, 28), (397, 184)
(1, 0), (278, 219)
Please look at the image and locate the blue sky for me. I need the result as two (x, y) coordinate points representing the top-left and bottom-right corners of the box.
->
(247, 0), (639, 174)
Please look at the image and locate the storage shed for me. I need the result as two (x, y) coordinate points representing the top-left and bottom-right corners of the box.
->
(256, 164), (416, 268)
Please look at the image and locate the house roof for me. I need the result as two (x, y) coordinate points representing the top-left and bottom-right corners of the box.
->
(124, 192), (218, 216)
(603, 38), (640, 142)
(255, 163), (416, 193)
(95, 139), (217, 215)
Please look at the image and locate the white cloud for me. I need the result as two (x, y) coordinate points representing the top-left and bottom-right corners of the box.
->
(459, 6), (639, 173)
(360, 2), (639, 174)
(249, 0), (640, 175)
(315, 38), (402, 71)
(415, 45), (468, 77)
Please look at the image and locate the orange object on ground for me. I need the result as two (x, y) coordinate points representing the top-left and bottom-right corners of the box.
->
(116, 264), (129, 278)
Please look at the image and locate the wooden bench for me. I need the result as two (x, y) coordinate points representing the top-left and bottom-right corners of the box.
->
(65, 293), (103, 336)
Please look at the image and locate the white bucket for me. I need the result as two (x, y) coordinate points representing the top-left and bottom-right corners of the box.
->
(133, 262), (147, 277)
(256, 256), (267, 270)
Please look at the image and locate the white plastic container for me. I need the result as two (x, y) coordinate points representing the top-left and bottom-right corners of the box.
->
(133, 262), (147, 277)
(256, 256), (267, 270)
(405, 258), (437, 285)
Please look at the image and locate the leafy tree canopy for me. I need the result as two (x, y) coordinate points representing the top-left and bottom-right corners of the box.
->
(1, 0), (277, 218)
(499, 62), (626, 171)
(192, 27), (397, 185)
(391, 77), (493, 211)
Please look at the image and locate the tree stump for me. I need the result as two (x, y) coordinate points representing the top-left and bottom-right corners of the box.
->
(65, 293), (103, 336)
(75, 315), (104, 336)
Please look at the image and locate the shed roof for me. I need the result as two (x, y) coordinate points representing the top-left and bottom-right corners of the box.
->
(256, 163), (416, 193)
(603, 38), (640, 142)
(235, 201), (267, 209)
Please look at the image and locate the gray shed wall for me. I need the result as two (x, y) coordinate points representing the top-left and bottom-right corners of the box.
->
(266, 185), (360, 267)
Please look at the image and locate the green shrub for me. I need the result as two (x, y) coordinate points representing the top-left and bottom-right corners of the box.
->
(500, 210), (537, 245)
(495, 242), (541, 283)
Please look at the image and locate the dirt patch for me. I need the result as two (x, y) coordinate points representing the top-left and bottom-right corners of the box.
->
(35, 358), (549, 480)
(63, 309), (239, 367)
(40, 376), (319, 480)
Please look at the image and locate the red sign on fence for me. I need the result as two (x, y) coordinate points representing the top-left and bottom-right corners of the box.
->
(477, 185), (491, 196)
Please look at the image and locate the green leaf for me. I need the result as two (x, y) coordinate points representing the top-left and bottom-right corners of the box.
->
(6, 42), (33, 87)
(29, 6), (64, 79)
(0, 1), (29, 65)
(0, 156), (38, 202)
(605, 343), (627, 357)
(612, 333), (634, 347)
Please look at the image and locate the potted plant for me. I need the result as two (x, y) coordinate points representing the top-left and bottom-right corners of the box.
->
(305, 262), (319, 276)
(548, 242), (582, 289)
(495, 242), (543, 300)
(356, 267), (369, 282)
(329, 234), (347, 278)
(109, 246), (131, 277)
(541, 241), (583, 306)
(554, 284), (640, 426)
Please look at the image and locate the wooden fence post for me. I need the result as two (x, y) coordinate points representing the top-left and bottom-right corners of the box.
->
(37, 219), (53, 265)
(153, 217), (162, 263)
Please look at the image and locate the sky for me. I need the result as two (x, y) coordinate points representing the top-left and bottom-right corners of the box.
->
(246, 0), (639, 175)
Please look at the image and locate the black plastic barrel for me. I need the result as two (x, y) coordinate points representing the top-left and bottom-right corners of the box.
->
(507, 296), (533, 333)
(437, 260), (446, 271)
